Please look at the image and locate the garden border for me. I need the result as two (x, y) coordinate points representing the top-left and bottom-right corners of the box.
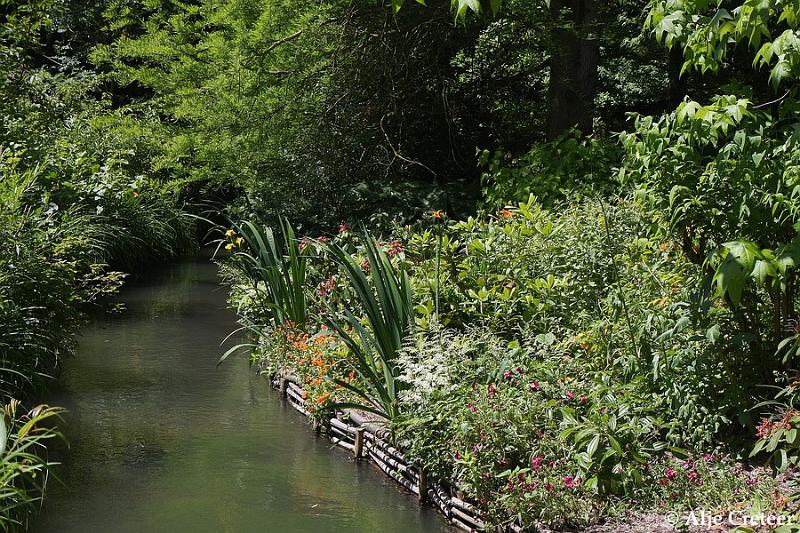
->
(270, 372), (526, 532)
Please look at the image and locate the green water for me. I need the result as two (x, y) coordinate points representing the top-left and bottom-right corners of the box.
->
(33, 259), (449, 533)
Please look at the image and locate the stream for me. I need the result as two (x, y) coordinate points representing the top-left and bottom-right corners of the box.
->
(33, 257), (449, 532)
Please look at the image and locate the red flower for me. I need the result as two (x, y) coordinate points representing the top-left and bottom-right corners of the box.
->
(386, 240), (404, 257)
(529, 381), (541, 391)
(566, 390), (575, 400)
(338, 223), (351, 234)
(531, 456), (543, 470)
(487, 383), (498, 397)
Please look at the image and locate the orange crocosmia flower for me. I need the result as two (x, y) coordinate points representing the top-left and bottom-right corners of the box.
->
(315, 393), (330, 404)
(432, 210), (443, 220)
(500, 209), (513, 219)
(301, 391), (309, 399)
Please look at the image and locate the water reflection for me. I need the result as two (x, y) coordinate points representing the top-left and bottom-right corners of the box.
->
(33, 259), (449, 533)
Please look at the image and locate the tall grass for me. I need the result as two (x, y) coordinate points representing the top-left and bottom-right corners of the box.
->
(0, 402), (64, 531)
(323, 231), (414, 419)
(218, 217), (309, 364)
(230, 217), (308, 328)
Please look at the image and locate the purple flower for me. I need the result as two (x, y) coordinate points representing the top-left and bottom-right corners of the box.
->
(529, 381), (540, 391)
(566, 390), (575, 400)
(531, 456), (543, 470)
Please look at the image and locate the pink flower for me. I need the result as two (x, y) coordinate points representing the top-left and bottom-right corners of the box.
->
(338, 223), (351, 234)
(467, 402), (478, 414)
(665, 468), (676, 479)
(563, 475), (580, 488)
(318, 276), (337, 297)
(503, 370), (512, 380)
(317, 236), (330, 243)
(454, 451), (462, 460)
(566, 390), (575, 400)
(687, 469), (703, 485)
(544, 482), (554, 492)
(531, 456), (543, 470)
(745, 477), (757, 486)
(487, 383), (498, 397)
(529, 381), (540, 391)
(578, 394), (587, 403)
(515, 366), (524, 374)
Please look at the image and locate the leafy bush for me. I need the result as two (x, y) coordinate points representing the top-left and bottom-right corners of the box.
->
(480, 131), (621, 208)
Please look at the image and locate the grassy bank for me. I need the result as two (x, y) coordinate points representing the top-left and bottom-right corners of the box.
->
(0, 156), (193, 529)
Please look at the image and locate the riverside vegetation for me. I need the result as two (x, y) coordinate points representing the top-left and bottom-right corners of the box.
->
(5, 0), (800, 531)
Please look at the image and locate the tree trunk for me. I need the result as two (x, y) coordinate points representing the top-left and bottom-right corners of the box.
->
(667, 46), (687, 107)
(546, 0), (602, 140)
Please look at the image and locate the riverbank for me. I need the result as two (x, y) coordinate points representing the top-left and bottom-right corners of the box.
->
(221, 211), (798, 531)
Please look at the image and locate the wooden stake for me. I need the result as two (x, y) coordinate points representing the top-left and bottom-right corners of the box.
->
(279, 377), (288, 397)
(417, 466), (427, 503)
(353, 427), (364, 459)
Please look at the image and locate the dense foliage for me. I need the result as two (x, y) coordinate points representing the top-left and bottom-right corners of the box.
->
(7, 0), (800, 529)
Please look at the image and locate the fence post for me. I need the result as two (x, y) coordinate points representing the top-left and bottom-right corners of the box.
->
(417, 466), (427, 503)
(353, 427), (364, 459)
(279, 377), (288, 397)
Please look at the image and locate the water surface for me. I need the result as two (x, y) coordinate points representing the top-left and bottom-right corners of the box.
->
(34, 259), (449, 533)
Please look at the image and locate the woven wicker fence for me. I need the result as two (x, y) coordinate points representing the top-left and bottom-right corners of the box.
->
(272, 373), (527, 532)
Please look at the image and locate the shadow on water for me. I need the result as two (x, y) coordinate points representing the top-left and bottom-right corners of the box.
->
(33, 257), (450, 533)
